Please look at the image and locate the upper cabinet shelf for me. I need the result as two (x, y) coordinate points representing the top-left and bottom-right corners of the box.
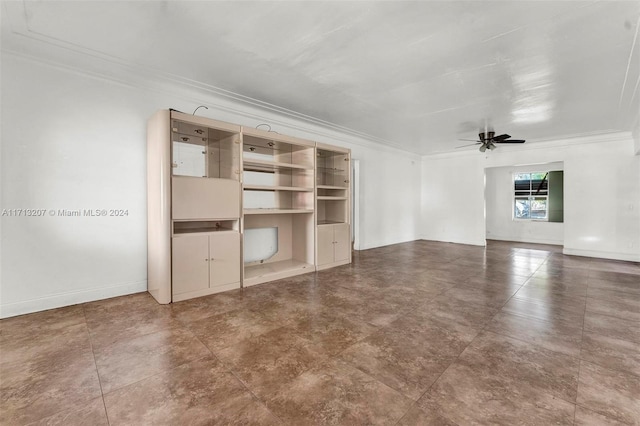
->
(243, 184), (313, 192)
(316, 147), (349, 188)
(171, 111), (241, 180)
(242, 130), (315, 170)
(316, 166), (346, 172)
(242, 129), (316, 212)
(243, 158), (313, 172)
(317, 184), (347, 190)
(317, 196), (348, 201)
(315, 143), (350, 229)
(243, 208), (314, 215)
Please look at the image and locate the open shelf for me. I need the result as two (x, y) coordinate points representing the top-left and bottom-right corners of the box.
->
(243, 212), (314, 286)
(317, 166), (346, 172)
(243, 184), (313, 192)
(243, 158), (312, 172)
(243, 145), (314, 210)
(244, 208), (314, 215)
(318, 220), (346, 225)
(317, 185), (346, 190)
(243, 259), (314, 287)
(173, 220), (238, 235)
(317, 196), (347, 200)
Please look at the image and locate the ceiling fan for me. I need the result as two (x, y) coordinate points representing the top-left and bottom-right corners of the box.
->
(457, 131), (526, 152)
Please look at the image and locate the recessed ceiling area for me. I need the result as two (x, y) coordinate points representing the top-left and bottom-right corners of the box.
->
(3, 1), (639, 154)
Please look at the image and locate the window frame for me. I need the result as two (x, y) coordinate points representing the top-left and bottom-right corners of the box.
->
(513, 172), (549, 222)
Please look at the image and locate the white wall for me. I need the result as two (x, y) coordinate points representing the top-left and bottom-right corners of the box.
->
(0, 53), (421, 318)
(634, 114), (640, 155)
(420, 154), (486, 246)
(485, 163), (564, 245)
(421, 134), (640, 262)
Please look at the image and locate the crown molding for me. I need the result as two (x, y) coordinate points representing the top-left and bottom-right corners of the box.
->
(422, 130), (634, 161)
(1, 1), (419, 159)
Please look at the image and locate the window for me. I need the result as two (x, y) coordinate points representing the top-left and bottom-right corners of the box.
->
(514, 172), (548, 220)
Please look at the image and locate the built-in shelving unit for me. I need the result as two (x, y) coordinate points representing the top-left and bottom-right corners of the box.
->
(315, 143), (351, 270)
(148, 110), (242, 304)
(241, 127), (316, 287)
(148, 110), (352, 303)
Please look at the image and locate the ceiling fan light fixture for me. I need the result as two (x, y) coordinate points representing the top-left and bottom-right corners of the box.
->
(463, 129), (525, 153)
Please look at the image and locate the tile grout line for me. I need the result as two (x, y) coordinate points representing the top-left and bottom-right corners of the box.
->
(86, 313), (182, 353)
(189, 277), (453, 425)
(389, 254), (533, 426)
(6, 241), (634, 424)
(486, 253), (583, 410)
(6, 307), (110, 425)
(82, 306), (112, 426)
(396, 251), (585, 423)
(335, 245), (619, 423)
(185, 323), (287, 425)
(94, 324), (215, 400)
(481, 253), (584, 410)
(574, 359), (584, 425)
(579, 273), (640, 380)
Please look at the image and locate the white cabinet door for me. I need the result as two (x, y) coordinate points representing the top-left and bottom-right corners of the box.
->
(172, 177), (240, 219)
(172, 235), (209, 296)
(317, 225), (334, 266)
(333, 223), (351, 262)
(209, 232), (240, 288)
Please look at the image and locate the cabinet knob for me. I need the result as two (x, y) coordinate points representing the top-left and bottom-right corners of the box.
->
(210, 258), (215, 261)
(205, 259), (209, 262)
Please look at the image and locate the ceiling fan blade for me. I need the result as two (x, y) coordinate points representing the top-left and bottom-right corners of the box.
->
(492, 134), (511, 141)
(495, 139), (526, 143)
(458, 138), (480, 142)
(455, 142), (481, 148)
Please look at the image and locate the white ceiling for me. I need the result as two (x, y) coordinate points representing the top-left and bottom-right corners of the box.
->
(3, 1), (640, 154)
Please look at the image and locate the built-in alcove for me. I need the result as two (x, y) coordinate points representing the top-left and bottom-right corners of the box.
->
(173, 220), (238, 235)
(485, 162), (564, 246)
(243, 227), (278, 263)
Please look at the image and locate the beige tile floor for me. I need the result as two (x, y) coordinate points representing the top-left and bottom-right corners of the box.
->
(1, 240), (639, 425)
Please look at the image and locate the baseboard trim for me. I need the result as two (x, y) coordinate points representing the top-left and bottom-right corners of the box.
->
(0, 280), (147, 319)
(359, 236), (421, 251)
(562, 248), (640, 263)
(420, 237), (486, 247)
(487, 235), (564, 246)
